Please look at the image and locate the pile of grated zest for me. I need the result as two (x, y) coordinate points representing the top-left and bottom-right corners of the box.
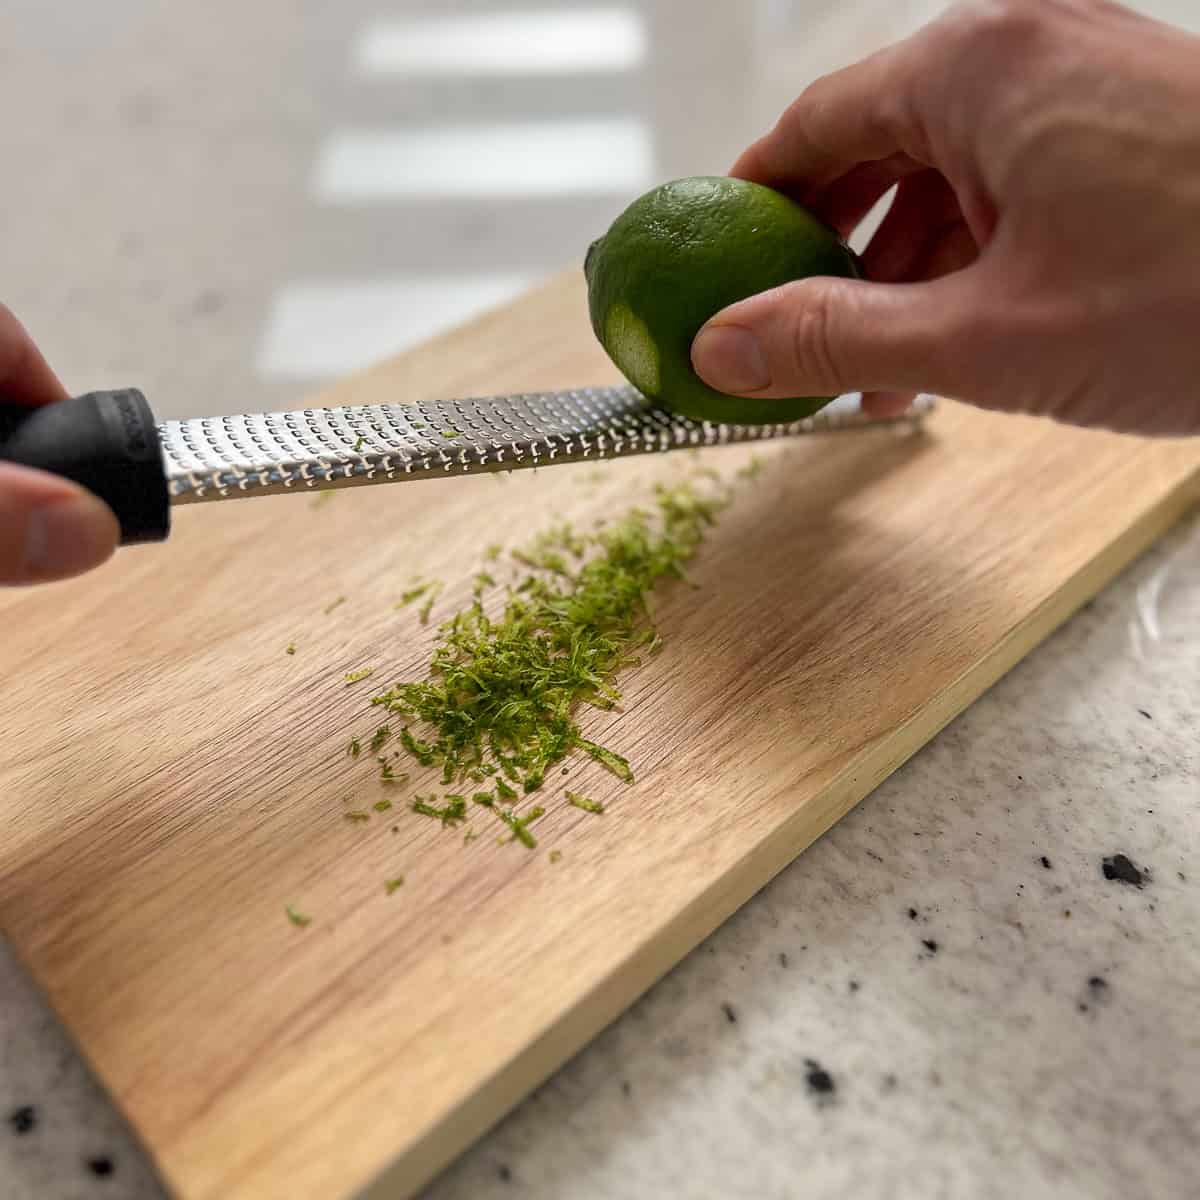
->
(364, 479), (728, 820)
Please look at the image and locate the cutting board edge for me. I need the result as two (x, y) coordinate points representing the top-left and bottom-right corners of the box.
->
(349, 464), (1200, 1200)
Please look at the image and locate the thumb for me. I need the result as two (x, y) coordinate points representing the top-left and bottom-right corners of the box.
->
(691, 276), (968, 401)
(0, 463), (119, 586)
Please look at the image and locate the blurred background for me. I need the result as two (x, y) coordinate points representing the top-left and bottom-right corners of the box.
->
(1, 0), (1195, 421)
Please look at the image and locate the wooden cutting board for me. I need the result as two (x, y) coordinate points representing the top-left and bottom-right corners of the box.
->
(1, 272), (1197, 1200)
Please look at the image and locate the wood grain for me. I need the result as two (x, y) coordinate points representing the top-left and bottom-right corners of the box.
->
(0, 272), (1196, 1200)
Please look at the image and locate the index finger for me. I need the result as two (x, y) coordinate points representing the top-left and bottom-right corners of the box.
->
(0, 303), (70, 408)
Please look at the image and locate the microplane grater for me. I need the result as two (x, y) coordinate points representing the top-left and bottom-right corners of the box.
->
(0, 385), (935, 546)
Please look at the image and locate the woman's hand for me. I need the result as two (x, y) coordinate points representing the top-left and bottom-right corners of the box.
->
(0, 304), (117, 585)
(692, 0), (1200, 435)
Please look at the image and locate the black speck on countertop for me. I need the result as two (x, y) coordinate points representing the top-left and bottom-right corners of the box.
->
(1079, 976), (1111, 1012)
(778, 952), (789, 968)
(907, 907), (919, 921)
(1137, 708), (1152, 720)
(922, 938), (939, 955)
(498, 1164), (513, 1183)
(1040, 855), (1053, 869)
(848, 979), (860, 993)
(1102, 854), (1148, 887)
(621, 1080), (632, 1098)
(804, 1059), (836, 1100)
(721, 1002), (738, 1024)
(881, 1073), (899, 1092)
(86, 1156), (115, 1178)
(8, 1105), (36, 1135)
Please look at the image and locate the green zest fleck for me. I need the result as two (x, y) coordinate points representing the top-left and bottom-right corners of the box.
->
(399, 727), (435, 766)
(411, 795), (467, 827)
(373, 799), (393, 813)
(384, 877), (405, 895)
(417, 586), (441, 626)
(441, 429), (461, 439)
(286, 643), (297, 656)
(398, 581), (434, 607)
(577, 739), (634, 785)
(495, 778), (517, 802)
(344, 811), (370, 824)
(472, 792), (495, 807)
(286, 904), (312, 927)
(369, 726), (392, 752)
(567, 792), (604, 815)
(484, 543), (503, 561)
(497, 806), (544, 849)
(549, 849), (563, 864)
(348, 737), (363, 758)
(353, 435), (365, 452)
(324, 596), (346, 615)
(345, 667), (375, 685)
(378, 757), (399, 783)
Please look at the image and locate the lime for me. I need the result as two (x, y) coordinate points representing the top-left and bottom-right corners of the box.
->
(584, 176), (861, 425)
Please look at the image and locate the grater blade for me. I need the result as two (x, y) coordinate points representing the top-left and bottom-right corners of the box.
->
(160, 385), (935, 506)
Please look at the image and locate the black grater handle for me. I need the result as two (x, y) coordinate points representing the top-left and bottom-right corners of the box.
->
(0, 389), (170, 544)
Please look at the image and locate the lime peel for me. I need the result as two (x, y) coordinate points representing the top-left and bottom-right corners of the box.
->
(603, 303), (661, 397)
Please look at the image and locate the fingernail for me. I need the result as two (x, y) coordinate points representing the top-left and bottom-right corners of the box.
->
(25, 494), (117, 580)
(692, 325), (771, 393)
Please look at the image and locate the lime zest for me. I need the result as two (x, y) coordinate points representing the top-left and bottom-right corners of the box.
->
(567, 792), (604, 815)
(411, 795), (467, 827)
(354, 477), (730, 847)
(577, 740), (634, 785)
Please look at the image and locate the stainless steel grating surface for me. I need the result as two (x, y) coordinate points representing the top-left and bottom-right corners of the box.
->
(159, 385), (935, 504)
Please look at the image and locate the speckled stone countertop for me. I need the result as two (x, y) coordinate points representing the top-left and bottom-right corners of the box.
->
(3, 517), (1196, 1199)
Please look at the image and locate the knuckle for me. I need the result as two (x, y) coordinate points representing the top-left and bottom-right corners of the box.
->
(942, 0), (1046, 50)
(785, 282), (846, 393)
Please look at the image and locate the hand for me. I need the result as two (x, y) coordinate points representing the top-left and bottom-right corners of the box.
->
(691, 0), (1200, 435)
(1, 304), (117, 585)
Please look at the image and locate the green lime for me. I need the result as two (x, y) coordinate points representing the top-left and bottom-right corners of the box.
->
(584, 176), (861, 425)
